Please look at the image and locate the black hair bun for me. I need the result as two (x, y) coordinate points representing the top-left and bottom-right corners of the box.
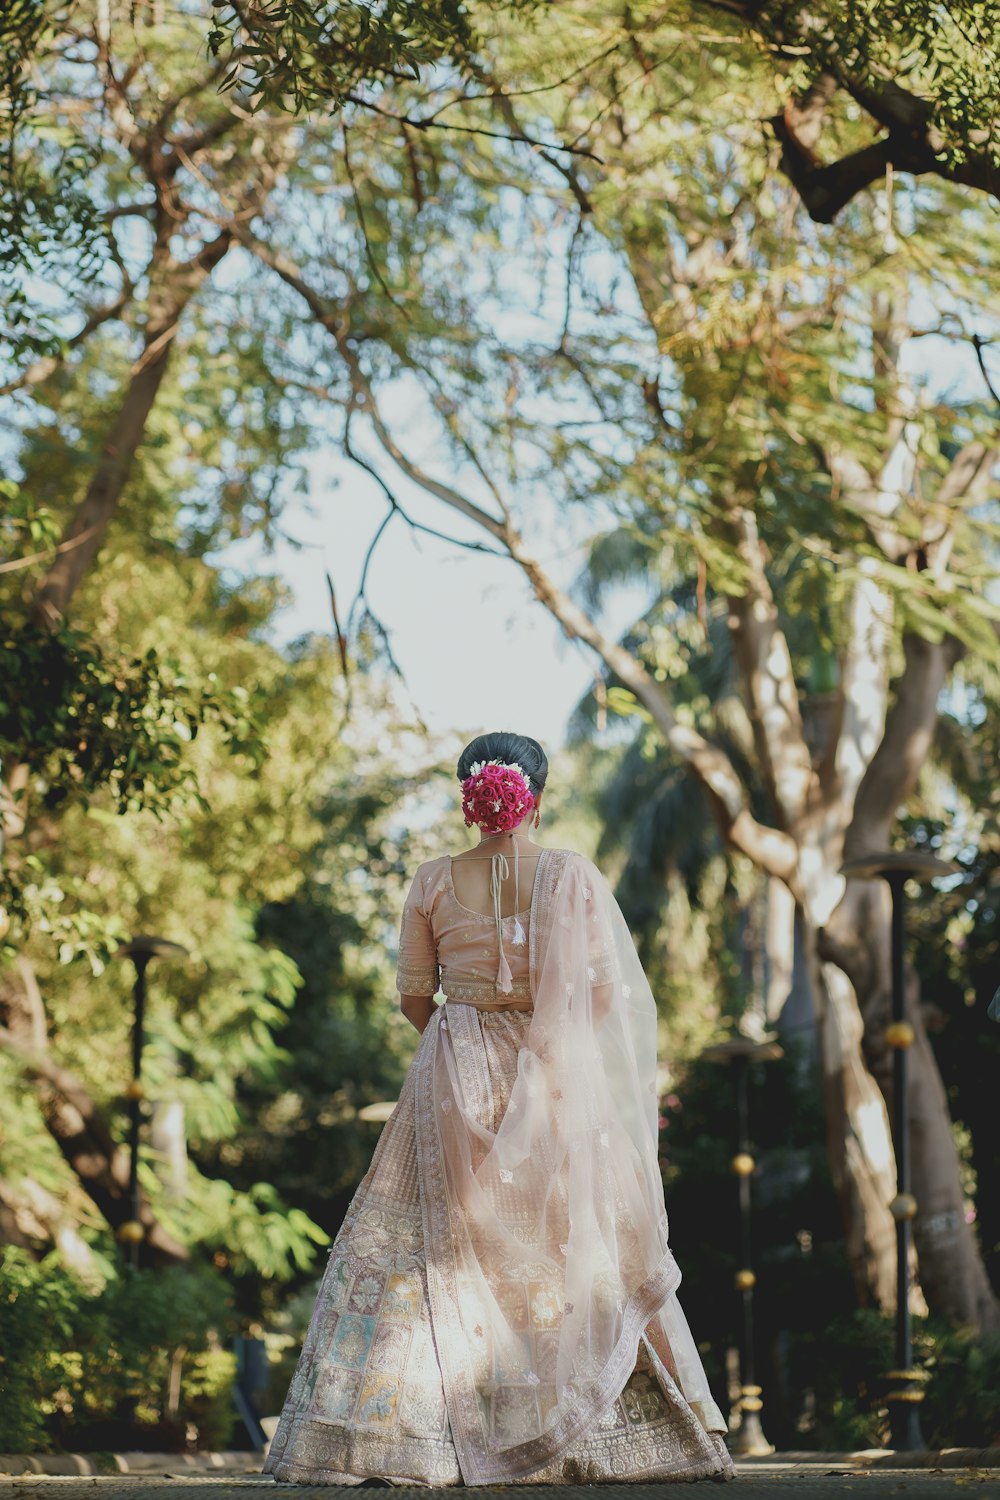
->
(457, 732), (549, 798)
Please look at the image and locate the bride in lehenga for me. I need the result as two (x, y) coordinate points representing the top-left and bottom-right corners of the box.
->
(264, 732), (735, 1486)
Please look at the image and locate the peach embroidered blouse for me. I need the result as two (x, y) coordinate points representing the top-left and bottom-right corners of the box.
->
(394, 855), (532, 1007)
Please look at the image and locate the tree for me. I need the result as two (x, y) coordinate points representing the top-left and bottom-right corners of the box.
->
(696, 1), (1000, 221)
(215, 0), (1000, 220)
(1, 2), (307, 1257)
(0, 0), (106, 360)
(903, 698), (1000, 1303)
(0, 297), (433, 1292)
(6, 0), (999, 333)
(216, 23), (1000, 1328)
(205, 0), (496, 110)
(6, 0), (999, 1333)
(0, 0), (485, 354)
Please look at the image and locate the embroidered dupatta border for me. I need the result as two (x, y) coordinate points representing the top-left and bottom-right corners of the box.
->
(414, 848), (684, 1486)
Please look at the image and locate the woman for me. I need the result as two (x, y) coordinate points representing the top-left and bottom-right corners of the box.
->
(264, 732), (733, 1486)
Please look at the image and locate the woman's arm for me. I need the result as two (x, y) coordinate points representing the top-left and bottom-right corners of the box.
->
(400, 993), (438, 1035)
(395, 866), (440, 1031)
(591, 981), (614, 1028)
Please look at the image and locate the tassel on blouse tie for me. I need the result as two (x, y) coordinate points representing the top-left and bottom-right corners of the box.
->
(490, 844), (525, 994)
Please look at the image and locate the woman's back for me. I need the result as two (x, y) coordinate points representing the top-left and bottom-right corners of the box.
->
(400, 853), (546, 994)
(449, 845), (543, 917)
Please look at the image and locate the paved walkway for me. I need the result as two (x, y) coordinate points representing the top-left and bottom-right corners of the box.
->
(1, 1472), (999, 1499)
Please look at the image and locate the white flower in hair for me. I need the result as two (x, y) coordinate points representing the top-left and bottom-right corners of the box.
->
(467, 758), (529, 782)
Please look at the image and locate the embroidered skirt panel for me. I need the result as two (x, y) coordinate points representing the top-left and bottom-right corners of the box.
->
(263, 1007), (733, 1486)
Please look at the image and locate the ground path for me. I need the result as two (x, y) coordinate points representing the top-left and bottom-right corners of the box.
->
(2, 1469), (999, 1499)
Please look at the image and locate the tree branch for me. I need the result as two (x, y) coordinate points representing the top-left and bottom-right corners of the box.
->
(845, 631), (964, 858)
(696, 0), (1000, 219)
(272, 371), (508, 561)
(353, 372), (801, 885)
(725, 499), (814, 829)
(344, 93), (603, 164)
(30, 229), (233, 629)
(0, 285), (134, 398)
(972, 335), (1000, 413)
(234, 228), (347, 336)
(0, 1021), (188, 1266)
(935, 440), (997, 511)
(146, 62), (230, 159)
(168, 108), (243, 169)
(769, 118), (898, 226)
(825, 559), (890, 811)
(824, 429), (919, 564)
(239, 231), (801, 885)
(837, 438), (997, 852)
(342, 121), (399, 306)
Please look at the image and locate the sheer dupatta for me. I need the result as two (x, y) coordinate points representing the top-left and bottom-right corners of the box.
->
(413, 848), (708, 1485)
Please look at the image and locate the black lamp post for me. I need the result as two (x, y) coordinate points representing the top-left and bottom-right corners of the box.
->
(702, 1033), (783, 1456)
(114, 934), (188, 1268)
(840, 850), (955, 1450)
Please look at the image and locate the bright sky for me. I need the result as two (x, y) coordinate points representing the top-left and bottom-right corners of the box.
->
(224, 451), (610, 751)
(224, 318), (992, 759)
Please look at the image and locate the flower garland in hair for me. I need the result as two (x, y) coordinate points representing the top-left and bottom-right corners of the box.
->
(461, 759), (535, 836)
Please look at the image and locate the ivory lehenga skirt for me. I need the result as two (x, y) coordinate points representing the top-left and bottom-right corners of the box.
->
(264, 1003), (734, 1486)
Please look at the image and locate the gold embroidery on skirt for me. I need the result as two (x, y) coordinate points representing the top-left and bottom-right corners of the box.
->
(264, 1004), (733, 1487)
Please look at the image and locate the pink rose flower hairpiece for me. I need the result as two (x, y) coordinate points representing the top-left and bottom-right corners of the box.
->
(461, 759), (535, 835)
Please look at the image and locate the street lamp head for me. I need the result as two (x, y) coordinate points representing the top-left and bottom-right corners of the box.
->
(358, 1100), (399, 1123)
(701, 1035), (783, 1065)
(840, 851), (957, 884)
(116, 934), (189, 961)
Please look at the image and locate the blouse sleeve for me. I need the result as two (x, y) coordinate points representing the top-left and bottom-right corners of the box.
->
(395, 869), (440, 997)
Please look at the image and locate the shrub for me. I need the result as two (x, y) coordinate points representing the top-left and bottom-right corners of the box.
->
(0, 1249), (236, 1453)
(919, 1322), (1000, 1449)
(0, 1250), (85, 1451)
(177, 1347), (238, 1453)
(784, 1308), (1000, 1451)
(789, 1308), (894, 1450)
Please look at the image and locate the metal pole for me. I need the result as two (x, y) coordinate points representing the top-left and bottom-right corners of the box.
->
(114, 935), (188, 1267)
(730, 1053), (771, 1456)
(885, 874), (925, 1450)
(736, 1058), (754, 1389)
(840, 850), (953, 1445)
(702, 1035), (780, 1456)
(125, 954), (150, 1271)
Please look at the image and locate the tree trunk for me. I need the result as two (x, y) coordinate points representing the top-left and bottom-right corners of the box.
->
(30, 230), (232, 630)
(0, 961), (188, 1267)
(795, 914), (899, 1309)
(764, 877), (795, 1029)
(0, 1174), (102, 1281)
(2, 225), (228, 1258)
(762, 874), (903, 1306)
(150, 1098), (188, 1202)
(824, 882), (1000, 1332)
